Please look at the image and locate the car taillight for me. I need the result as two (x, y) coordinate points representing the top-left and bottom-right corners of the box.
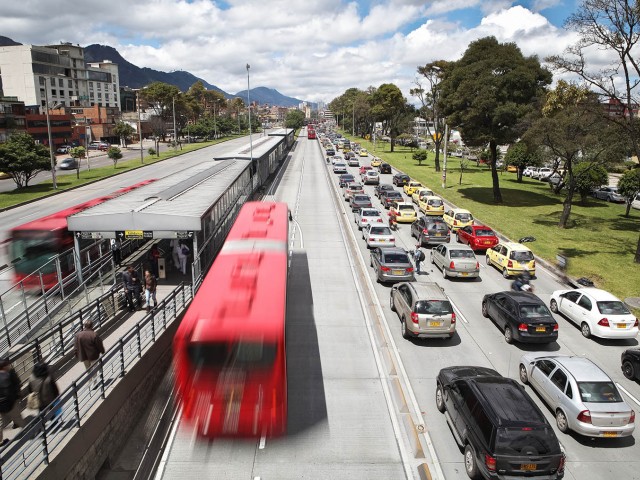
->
(377, 218), (382, 222)
(475, 262), (480, 269)
(369, 238), (374, 242)
(577, 410), (592, 424)
(485, 454), (496, 472)
(634, 318), (639, 327)
(558, 454), (566, 473)
(422, 229), (429, 235)
(390, 238), (395, 242)
(380, 266), (390, 272)
(451, 312), (456, 324)
(507, 260), (513, 268)
(598, 318), (610, 327)
(630, 410), (636, 424)
(406, 267), (414, 273)
(518, 323), (528, 332)
(411, 312), (419, 324)
(449, 261), (455, 269)
(553, 323), (559, 331)
(453, 220), (458, 226)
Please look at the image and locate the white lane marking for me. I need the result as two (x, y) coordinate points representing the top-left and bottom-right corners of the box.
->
(447, 296), (469, 324)
(617, 383), (640, 407)
(258, 434), (266, 449)
(153, 405), (182, 480)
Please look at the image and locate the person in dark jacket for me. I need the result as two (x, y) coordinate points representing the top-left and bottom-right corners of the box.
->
(74, 320), (105, 389)
(0, 358), (26, 446)
(28, 363), (60, 413)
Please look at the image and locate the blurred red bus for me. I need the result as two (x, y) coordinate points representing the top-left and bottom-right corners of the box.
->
(174, 201), (289, 438)
(8, 179), (156, 289)
(307, 128), (316, 140)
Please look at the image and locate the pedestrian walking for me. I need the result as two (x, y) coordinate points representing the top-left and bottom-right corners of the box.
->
(74, 319), (105, 390)
(144, 270), (158, 312)
(413, 244), (425, 275)
(177, 242), (190, 275)
(122, 265), (142, 311)
(110, 239), (122, 267)
(170, 239), (181, 271)
(148, 245), (160, 279)
(0, 358), (26, 447)
(27, 363), (60, 413)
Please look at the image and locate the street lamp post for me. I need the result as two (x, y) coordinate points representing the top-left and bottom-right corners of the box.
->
(172, 95), (178, 149)
(137, 90), (144, 163)
(247, 63), (253, 162)
(213, 101), (218, 140)
(352, 102), (355, 136)
(43, 86), (58, 189)
(442, 123), (449, 189)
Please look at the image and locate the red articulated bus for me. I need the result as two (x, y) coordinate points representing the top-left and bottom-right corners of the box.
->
(174, 201), (289, 438)
(307, 128), (316, 140)
(8, 179), (156, 289)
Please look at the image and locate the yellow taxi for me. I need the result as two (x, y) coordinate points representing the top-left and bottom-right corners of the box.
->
(370, 157), (381, 167)
(343, 144), (351, 153)
(0, 171), (11, 180)
(419, 196), (445, 215)
(507, 165), (517, 173)
(359, 148), (369, 157)
(411, 187), (434, 205)
(403, 181), (423, 196)
(486, 242), (536, 278)
(391, 201), (417, 223)
(442, 208), (474, 231)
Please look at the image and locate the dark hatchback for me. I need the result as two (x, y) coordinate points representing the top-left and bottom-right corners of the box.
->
(436, 366), (565, 480)
(411, 216), (450, 246)
(380, 190), (404, 209)
(622, 348), (640, 381)
(338, 174), (355, 187)
(379, 163), (392, 174)
(374, 183), (395, 198)
(392, 173), (410, 186)
(349, 194), (373, 211)
(482, 292), (559, 344)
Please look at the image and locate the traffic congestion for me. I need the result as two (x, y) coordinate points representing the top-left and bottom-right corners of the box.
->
(316, 126), (640, 480)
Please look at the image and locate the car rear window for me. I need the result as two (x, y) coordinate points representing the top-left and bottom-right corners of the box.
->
(578, 382), (623, 403)
(475, 229), (494, 237)
(370, 226), (391, 235)
(510, 250), (533, 262)
(596, 301), (630, 315)
(519, 304), (552, 318)
(495, 427), (560, 456)
(427, 222), (448, 231)
(354, 195), (370, 201)
(366, 171), (378, 176)
(362, 210), (379, 217)
(387, 192), (402, 198)
(398, 205), (414, 211)
(383, 253), (409, 264)
(415, 300), (452, 315)
(428, 199), (443, 206)
(449, 249), (475, 259)
(455, 213), (473, 222)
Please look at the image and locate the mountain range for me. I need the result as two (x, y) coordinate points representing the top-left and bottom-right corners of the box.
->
(0, 36), (308, 107)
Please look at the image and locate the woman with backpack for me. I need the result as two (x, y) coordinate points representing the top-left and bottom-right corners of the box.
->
(27, 363), (60, 413)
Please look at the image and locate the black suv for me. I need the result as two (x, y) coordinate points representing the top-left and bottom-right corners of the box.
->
(622, 348), (640, 381)
(411, 216), (450, 246)
(392, 173), (410, 186)
(374, 183), (395, 198)
(436, 366), (565, 480)
(482, 291), (558, 344)
(379, 162), (392, 174)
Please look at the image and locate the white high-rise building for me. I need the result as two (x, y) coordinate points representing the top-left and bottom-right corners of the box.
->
(0, 43), (120, 113)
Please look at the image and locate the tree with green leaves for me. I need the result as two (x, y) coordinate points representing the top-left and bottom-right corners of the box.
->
(413, 150), (427, 166)
(617, 168), (640, 217)
(573, 162), (608, 204)
(107, 146), (123, 168)
(459, 159), (469, 185)
(285, 110), (305, 129)
(113, 121), (135, 147)
(439, 36), (552, 202)
(504, 142), (538, 182)
(0, 132), (51, 188)
(69, 146), (86, 178)
(370, 83), (410, 152)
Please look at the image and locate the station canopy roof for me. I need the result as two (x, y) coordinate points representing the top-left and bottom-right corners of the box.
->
(67, 159), (249, 238)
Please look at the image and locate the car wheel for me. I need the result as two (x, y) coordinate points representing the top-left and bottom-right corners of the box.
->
(435, 384), (446, 413)
(502, 268), (509, 279)
(430, 253), (435, 265)
(607, 196), (612, 202)
(390, 294), (396, 312)
(556, 409), (569, 433)
(550, 299), (558, 313)
(519, 364), (528, 384)
(485, 255), (491, 266)
(481, 301), (489, 318)
(455, 233), (460, 243)
(464, 444), (480, 480)
(581, 322), (591, 338)
(622, 360), (636, 380)
(442, 266), (448, 279)
(504, 327), (514, 344)
(401, 317), (410, 339)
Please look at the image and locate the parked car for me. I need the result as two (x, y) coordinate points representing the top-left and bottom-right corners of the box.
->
(622, 348), (640, 381)
(526, 167), (539, 178)
(534, 167), (553, 180)
(411, 187), (435, 205)
(349, 194), (373, 212)
(456, 225), (499, 251)
(520, 354), (635, 438)
(374, 183), (395, 198)
(343, 183), (364, 201)
(411, 216), (450, 246)
(58, 157), (79, 170)
(592, 186), (625, 203)
(419, 196), (444, 216)
(378, 162), (392, 174)
(338, 174), (355, 187)
(403, 181), (423, 196)
(547, 173), (564, 189)
(482, 291), (558, 344)
(442, 208), (474, 231)
(390, 282), (455, 339)
(333, 162), (347, 174)
(390, 201), (417, 223)
(369, 247), (414, 284)
(380, 190), (404, 209)
(354, 207), (383, 230)
(362, 224), (395, 248)
(56, 145), (71, 154)
(486, 241), (536, 278)
(362, 170), (380, 185)
(632, 193), (640, 210)
(523, 166), (536, 177)
(430, 244), (480, 279)
(392, 173), (410, 186)
(435, 366), (565, 480)
(549, 288), (638, 339)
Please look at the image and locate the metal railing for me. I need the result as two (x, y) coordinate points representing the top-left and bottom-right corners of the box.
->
(0, 282), (193, 480)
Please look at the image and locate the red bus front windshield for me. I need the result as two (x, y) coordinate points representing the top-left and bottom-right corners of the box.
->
(188, 340), (277, 369)
(10, 230), (60, 275)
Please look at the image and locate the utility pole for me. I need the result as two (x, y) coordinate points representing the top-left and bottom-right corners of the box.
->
(247, 64), (253, 162)
(137, 91), (144, 163)
(442, 123), (449, 189)
(44, 86), (57, 189)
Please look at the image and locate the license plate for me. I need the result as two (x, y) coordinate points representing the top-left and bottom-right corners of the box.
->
(460, 272), (469, 276)
(603, 432), (619, 437)
(617, 324), (627, 329)
(521, 464), (537, 471)
(535, 327), (546, 332)
(392, 270), (403, 275)
(428, 321), (442, 327)
(435, 233), (442, 237)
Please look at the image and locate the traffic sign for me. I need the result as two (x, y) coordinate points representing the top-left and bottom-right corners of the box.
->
(75, 232), (102, 240)
(175, 231), (194, 239)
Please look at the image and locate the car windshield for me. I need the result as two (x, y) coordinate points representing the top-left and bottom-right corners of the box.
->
(510, 250), (534, 262)
(596, 301), (630, 315)
(578, 382), (623, 403)
(455, 213), (473, 222)
(519, 304), (551, 318)
(495, 427), (559, 456)
(362, 210), (379, 217)
(383, 253), (409, 264)
(370, 226), (391, 235)
(475, 229), (494, 237)
(188, 340), (277, 368)
(449, 249), (475, 259)
(415, 300), (452, 315)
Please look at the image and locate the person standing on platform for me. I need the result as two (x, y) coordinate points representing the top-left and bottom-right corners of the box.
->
(111, 239), (121, 267)
(74, 320), (105, 390)
(144, 269), (158, 312)
(170, 239), (181, 271)
(0, 358), (26, 447)
(28, 363), (60, 413)
(148, 244), (160, 279)
(177, 242), (190, 275)
(122, 265), (138, 311)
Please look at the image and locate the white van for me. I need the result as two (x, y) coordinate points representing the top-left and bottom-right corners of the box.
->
(632, 193), (640, 210)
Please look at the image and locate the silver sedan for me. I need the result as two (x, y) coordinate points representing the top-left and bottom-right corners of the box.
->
(430, 244), (479, 279)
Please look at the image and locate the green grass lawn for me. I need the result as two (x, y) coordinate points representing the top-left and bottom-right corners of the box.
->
(348, 134), (640, 307)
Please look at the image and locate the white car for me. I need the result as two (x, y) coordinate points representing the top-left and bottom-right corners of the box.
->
(333, 162), (347, 174)
(354, 207), (383, 230)
(534, 167), (553, 180)
(362, 224), (395, 249)
(632, 193), (640, 210)
(523, 166), (536, 177)
(550, 288), (638, 339)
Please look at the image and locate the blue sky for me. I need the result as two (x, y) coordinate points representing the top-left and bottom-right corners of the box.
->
(0, 0), (585, 102)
